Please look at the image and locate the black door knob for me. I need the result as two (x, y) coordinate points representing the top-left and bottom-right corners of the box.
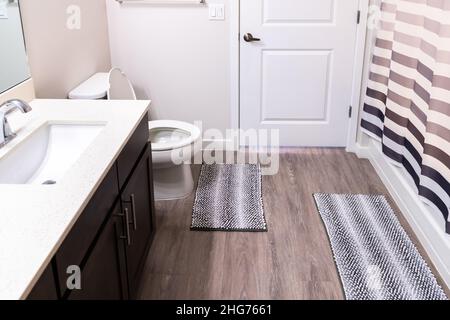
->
(243, 33), (261, 42)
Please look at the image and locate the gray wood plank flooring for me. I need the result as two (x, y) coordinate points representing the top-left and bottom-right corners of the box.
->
(139, 149), (449, 300)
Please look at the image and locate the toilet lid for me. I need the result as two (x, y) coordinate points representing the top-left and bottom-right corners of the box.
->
(149, 120), (201, 151)
(68, 73), (109, 99)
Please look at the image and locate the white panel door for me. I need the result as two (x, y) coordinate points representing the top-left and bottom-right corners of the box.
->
(240, 0), (359, 146)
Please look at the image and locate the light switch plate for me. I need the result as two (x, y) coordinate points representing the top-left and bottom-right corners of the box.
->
(208, 4), (225, 21)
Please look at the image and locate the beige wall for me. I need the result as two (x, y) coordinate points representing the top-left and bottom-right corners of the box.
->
(20, 0), (111, 98)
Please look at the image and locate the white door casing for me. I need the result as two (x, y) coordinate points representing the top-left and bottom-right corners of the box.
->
(240, 0), (360, 147)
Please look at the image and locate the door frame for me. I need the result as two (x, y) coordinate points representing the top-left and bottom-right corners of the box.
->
(229, 0), (370, 150)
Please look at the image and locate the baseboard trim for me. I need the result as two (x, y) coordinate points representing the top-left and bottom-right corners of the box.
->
(355, 141), (450, 288)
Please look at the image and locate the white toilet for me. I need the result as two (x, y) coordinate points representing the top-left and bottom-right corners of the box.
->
(69, 69), (202, 201)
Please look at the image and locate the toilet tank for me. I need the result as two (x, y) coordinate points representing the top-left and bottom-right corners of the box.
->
(68, 73), (109, 100)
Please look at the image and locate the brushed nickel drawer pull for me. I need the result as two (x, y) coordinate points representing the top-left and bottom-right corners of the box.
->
(124, 208), (131, 246)
(130, 194), (137, 231)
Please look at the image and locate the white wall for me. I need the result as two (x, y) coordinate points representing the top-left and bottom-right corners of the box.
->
(106, 0), (231, 133)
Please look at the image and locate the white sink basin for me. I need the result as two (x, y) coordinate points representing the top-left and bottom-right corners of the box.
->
(0, 123), (105, 185)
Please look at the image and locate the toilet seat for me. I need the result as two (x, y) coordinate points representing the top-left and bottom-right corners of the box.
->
(149, 120), (201, 151)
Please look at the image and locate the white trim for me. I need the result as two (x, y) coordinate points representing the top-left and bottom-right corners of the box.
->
(355, 139), (450, 289)
(346, 0), (370, 152)
(229, 0), (240, 132)
(355, 1), (380, 149)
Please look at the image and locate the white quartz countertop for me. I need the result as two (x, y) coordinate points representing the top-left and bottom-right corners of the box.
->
(0, 99), (150, 300)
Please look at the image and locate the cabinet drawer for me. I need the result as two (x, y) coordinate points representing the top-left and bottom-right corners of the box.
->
(117, 115), (149, 189)
(55, 164), (120, 295)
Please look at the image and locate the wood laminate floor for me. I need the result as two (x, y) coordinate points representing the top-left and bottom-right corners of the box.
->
(139, 149), (449, 300)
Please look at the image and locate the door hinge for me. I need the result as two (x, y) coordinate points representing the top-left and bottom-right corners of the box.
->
(357, 10), (361, 24)
(348, 106), (353, 118)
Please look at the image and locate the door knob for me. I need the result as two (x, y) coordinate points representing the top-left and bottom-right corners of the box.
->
(243, 33), (261, 42)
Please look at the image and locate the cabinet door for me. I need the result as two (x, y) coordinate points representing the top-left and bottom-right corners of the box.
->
(55, 165), (120, 295)
(67, 203), (127, 300)
(121, 144), (155, 298)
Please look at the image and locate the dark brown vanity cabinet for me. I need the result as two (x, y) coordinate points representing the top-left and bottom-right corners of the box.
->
(27, 116), (155, 300)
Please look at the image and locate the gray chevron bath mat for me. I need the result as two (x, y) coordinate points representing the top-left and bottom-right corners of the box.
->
(314, 193), (447, 300)
(191, 164), (267, 232)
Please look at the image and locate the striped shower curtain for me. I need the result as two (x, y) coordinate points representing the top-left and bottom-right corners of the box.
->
(361, 0), (450, 234)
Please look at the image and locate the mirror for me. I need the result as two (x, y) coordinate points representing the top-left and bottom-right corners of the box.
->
(0, 0), (30, 94)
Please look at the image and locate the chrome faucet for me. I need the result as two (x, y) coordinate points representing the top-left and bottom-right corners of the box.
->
(0, 99), (32, 147)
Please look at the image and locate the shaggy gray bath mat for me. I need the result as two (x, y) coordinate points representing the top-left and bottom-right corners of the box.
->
(191, 164), (267, 232)
(314, 194), (447, 300)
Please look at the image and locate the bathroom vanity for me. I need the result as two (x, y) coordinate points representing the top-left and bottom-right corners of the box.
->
(29, 116), (154, 300)
(0, 99), (155, 300)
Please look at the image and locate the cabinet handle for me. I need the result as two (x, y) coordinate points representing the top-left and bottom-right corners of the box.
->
(124, 208), (131, 246)
(115, 212), (130, 246)
(130, 194), (137, 231)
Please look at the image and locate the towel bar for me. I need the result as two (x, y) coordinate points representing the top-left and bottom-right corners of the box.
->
(115, 0), (205, 4)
